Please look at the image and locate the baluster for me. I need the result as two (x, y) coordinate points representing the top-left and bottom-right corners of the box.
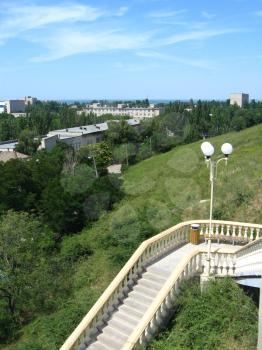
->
(160, 302), (168, 318)
(205, 224), (209, 243)
(200, 224), (204, 236)
(222, 254), (228, 275)
(228, 254), (234, 275)
(156, 309), (164, 325)
(144, 325), (153, 342)
(221, 224), (225, 238)
(256, 228), (260, 240)
(226, 225), (231, 240)
(215, 224), (219, 243)
(216, 254), (223, 275)
(237, 226), (242, 240)
(210, 254), (216, 274)
(244, 227), (248, 241)
(250, 228), (254, 241)
(232, 226), (236, 245)
(139, 332), (147, 346)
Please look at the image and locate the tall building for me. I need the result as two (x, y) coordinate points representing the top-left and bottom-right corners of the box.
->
(5, 100), (26, 114)
(24, 96), (37, 106)
(0, 96), (37, 115)
(230, 93), (249, 108)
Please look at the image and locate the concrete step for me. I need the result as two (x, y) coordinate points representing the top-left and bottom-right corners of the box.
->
(97, 330), (125, 349)
(109, 316), (135, 334)
(139, 277), (163, 291)
(133, 284), (159, 298)
(128, 291), (154, 306)
(143, 271), (167, 285)
(114, 310), (140, 326)
(103, 325), (129, 340)
(88, 341), (112, 350)
(117, 304), (144, 320)
(124, 297), (148, 312)
(147, 266), (170, 278)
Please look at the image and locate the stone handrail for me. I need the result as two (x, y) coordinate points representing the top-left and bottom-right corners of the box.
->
(60, 220), (262, 350)
(123, 248), (237, 349)
(60, 220), (193, 350)
(122, 250), (202, 349)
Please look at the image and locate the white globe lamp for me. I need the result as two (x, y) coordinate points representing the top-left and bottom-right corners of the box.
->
(221, 143), (233, 157)
(201, 142), (215, 158)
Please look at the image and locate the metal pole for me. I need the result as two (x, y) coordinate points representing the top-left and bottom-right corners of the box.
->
(92, 155), (99, 178)
(125, 143), (129, 166)
(258, 280), (262, 350)
(207, 160), (215, 276)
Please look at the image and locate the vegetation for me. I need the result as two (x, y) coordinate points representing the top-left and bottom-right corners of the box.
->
(147, 278), (258, 350)
(2, 123), (262, 349)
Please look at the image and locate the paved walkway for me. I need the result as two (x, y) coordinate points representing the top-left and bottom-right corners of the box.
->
(148, 242), (241, 275)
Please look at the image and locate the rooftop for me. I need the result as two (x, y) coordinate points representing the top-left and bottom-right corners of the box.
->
(0, 151), (28, 162)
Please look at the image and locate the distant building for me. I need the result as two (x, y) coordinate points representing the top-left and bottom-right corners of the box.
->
(0, 140), (18, 152)
(0, 102), (5, 113)
(24, 96), (37, 106)
(40, 119), (140, 151)
(230, 93), (249, 108)
(5, 100), (26, 114)
(80, 103), (164, 119)
(0, 96), (37, 115)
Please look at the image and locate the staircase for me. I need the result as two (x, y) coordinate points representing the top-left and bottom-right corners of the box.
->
(60, 220), (262, 350)
(88, 266), (169, 350)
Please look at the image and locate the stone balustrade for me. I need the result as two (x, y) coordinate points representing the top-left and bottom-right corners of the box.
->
(60, 220), (262, 350)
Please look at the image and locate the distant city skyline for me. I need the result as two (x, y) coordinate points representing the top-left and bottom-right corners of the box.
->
(0, 0), (261, 100)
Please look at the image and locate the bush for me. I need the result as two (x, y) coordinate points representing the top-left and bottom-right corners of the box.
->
(148, 278), (258, 350)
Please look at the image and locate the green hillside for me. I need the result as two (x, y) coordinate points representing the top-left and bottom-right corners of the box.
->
(4, 124), (262, 350)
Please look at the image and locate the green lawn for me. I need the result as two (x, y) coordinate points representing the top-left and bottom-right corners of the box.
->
(4, 124), (262, 350)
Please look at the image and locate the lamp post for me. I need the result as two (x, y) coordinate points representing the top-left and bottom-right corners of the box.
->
(201, 141), (233, 276)
(88, 154), (99, 178)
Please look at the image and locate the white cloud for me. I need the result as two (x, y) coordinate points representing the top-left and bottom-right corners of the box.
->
(30, 29), (153, 62)
(0, 2), (105, 42)
(163, 28), (243, 45)
(116, 6), (129, 16)
(148, 9), (187, 18)
(136, 50), (215, 69)
(201, 11), (216, 19)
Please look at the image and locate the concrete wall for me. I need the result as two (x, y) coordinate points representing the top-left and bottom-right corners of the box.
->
(41, 134), (59, 150)
(230, 93), (249, 108)
(6, 100), (26, 114)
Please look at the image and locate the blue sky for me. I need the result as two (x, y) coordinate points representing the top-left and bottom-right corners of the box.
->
(0, 0), (262, 100)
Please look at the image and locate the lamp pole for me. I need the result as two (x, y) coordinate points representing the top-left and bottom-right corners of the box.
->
(201, 142), (233, 276)
(88, 154), (99, 178)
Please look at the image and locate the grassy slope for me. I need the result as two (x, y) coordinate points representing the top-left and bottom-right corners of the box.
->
(4, 124), (262, 350)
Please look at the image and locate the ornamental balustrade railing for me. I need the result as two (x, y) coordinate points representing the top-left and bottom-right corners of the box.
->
(60, 220), (262, 350)
(235, 237), (262, 277)
(123, 249), (237, 349)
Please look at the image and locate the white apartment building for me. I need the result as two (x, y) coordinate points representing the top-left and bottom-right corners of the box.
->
(230, 93), (249, 108)
(0, 102), (5, 113)
(0, 96), (37, 115)
(80, 103), (164, 119)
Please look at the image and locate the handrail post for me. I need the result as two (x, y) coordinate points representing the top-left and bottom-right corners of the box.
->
(258, 279), (262, 350)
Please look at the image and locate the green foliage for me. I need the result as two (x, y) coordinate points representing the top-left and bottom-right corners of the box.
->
(3, 124), (262, 350)
(77, 141), (113, 173)
(105, 120), (138, 145)
(15, 129), (40, 155)
(0, 211), (70, 341)
(148, 279), (258, 350)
